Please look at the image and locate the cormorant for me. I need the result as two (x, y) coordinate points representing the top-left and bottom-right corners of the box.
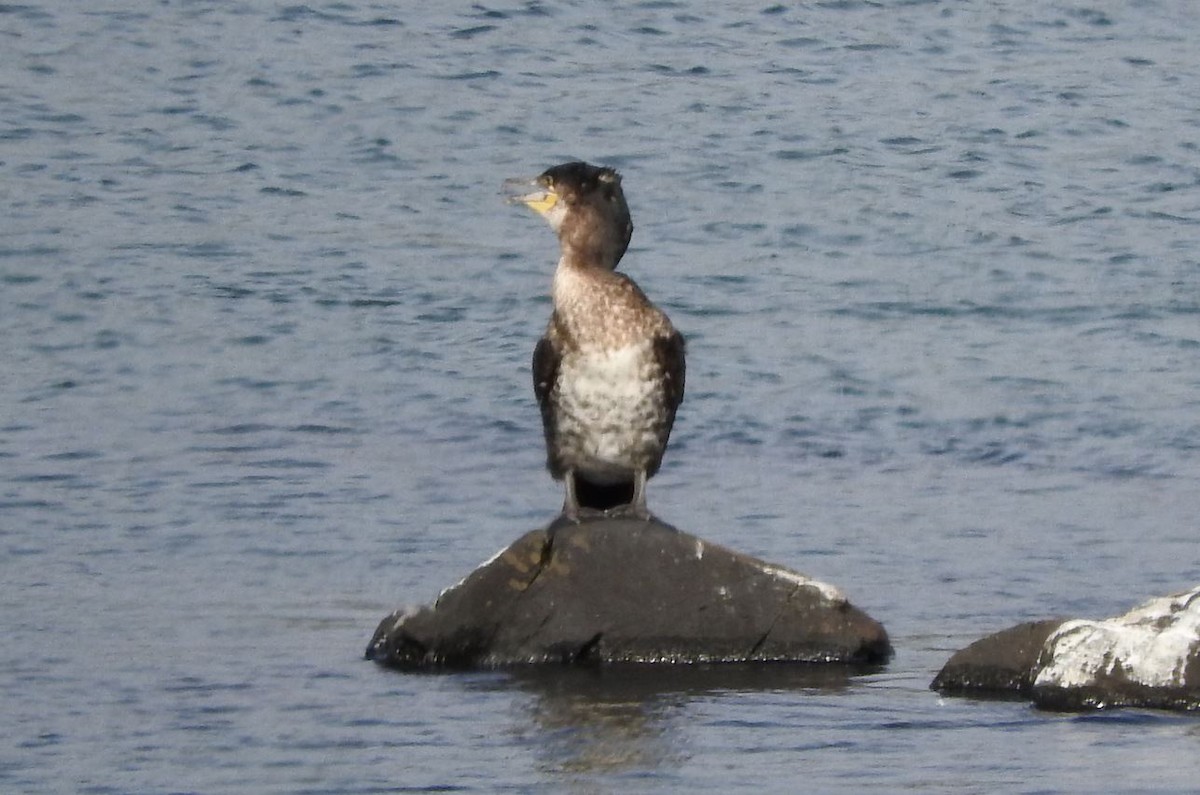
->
(507, 161), (685, 520)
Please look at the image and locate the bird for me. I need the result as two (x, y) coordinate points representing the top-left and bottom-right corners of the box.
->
(507, 161), (685, 521)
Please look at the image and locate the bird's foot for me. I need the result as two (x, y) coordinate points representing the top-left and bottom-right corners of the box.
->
(556, 508), (583, 525)
(603, 502), (654, 522)
(553, 505), (609, 528)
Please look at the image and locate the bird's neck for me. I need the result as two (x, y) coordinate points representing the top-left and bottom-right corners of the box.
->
(556, 233), (622, 272)
(557, 248), (618, 272)
(554, 255), (595, 290)
(552, 256), (610, 314)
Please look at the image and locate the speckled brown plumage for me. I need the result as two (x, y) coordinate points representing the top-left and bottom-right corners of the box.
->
(511, 162), (685, 519)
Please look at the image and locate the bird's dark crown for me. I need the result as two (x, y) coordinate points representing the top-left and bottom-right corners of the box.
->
(539, 162), (621, 200)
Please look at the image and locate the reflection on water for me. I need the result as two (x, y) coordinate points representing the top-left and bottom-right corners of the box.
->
(526, 682), (683, 778)
(496, 664), (876, 776)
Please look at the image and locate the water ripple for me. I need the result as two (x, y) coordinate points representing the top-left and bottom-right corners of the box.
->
(4, 3), (1200, 793)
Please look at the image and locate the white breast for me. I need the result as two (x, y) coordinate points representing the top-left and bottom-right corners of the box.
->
(552, 340), (667, 483)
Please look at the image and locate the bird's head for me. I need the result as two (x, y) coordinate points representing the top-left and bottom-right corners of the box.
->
(506, 161), (633, 269)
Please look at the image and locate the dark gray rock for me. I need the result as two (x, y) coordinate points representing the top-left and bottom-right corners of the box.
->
(933, 586), (1200, 712)
(931, 619), (1066, 698)
(366, 516), (892, 669)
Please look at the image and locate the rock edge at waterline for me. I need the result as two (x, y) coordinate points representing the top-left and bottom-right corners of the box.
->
(367, 516), (892, 669)
(933, 586), (1200, 712)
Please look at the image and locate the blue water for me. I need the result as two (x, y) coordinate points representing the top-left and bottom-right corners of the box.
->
(3, 2), (1200, 792)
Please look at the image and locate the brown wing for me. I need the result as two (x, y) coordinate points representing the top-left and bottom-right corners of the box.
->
(532, 331), (564, 477)
(532, 334), (558, 413)
(656, 330), (686, 417)
(645, 330), (686, 479)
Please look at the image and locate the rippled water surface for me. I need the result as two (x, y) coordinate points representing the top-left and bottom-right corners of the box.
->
(4, 2), (1200, 792)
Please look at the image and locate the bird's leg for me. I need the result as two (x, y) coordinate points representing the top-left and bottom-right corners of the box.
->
(628, 469), (651, 520)
(562, 470), (582, 522)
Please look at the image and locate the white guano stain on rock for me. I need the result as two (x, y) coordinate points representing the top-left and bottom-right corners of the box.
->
(1035, 586), (1200, 690)
(388, 606), (420, 634)
(437, 544), (511, 605)
(759, 562), (847, 605)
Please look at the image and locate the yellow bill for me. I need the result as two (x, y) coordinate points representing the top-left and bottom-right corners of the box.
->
(503, 177), (559, 217)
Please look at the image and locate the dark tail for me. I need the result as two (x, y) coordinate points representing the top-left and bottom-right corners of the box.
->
(573, 476), (634, 511)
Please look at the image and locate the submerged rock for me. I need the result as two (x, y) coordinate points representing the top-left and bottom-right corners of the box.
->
(930, 619), (1067, 698)
(933, 586), (1200, 712)
(366, 516), (892, 669)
